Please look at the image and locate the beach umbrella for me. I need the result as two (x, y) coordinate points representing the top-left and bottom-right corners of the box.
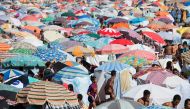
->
(71, 34), (95, 42)
(129, 18), (146, 24)
(42, 16), (55, 23)
(116, 28), (142, 40)
(110, 39), (134, 46)
(64, 61), (88, 72)
(86, 33), (101, 39)
(95, 61), (130, 72)
(0, 69), (24, 81)
(0, 84), (20, 109)
(98, 28), (122, 37)
(141, 105), (172, 109)
(119, 50), (156, 60)
(158, 18), (173, 24)
(34, 47), (67, 62)
(43, 25), (63, 31)
(182, 32), (190, 39)
(43, 31), (64, 42)
(21, 15), (38, 22)
(61, 40), (82, 50)
(127, 44), (155, 53)
(9, 48), (35, 55)
(0, 52), (18, 62)
(65, 46), (95, 57)
(85, 26), (100, 33)
(22, 26), (41, 35)
(112, 23), (130, 29)
(123, 84), (180, 105)
(21, 37), (44, 47)
(11, 42), (37, 50)
(23, 21), (45, 27)
(85, 37), (114, 49)
(142, 31), (166, 45)
(61, 11), (75, 17)
(2, 55), (45, 68)
(72, 17), (100, 27)
(53, 66), (89, 81)
(106, 18), (128, 24)
(72, 28), (89, 35)
(96, 44), (129, 55)
(95, 99), (143, 109)
(0, 43), (11, 52)
(118, 56), (148, 67)
(16, 81), (80, 108)
(0, 15), (10, 21)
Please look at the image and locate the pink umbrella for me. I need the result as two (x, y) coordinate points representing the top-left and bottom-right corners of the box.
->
(110, 39), (134, 46)
(142, 31), (166, 45)
(96, 44), (128, 54)
(118, 50), (156, 60)
(98, 28), (122, 37)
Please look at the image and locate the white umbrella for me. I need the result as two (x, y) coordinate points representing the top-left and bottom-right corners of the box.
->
(123, 84), (181, 105)
(95, 99), (144, 109)
(127, 44), (155, 53)
(158, 59), (181, 72)
(43, 31), (64, 42)
(43, 25), (63, 31)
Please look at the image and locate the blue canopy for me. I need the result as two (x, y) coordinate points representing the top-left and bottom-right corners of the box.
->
(71, 34), (95, 42)
(129, 18), (146, 24)
(184, 2), (190, 6)
(53, 66), (89, 81)
(141, 105), (172, 109)
(0, 69), (24, 81)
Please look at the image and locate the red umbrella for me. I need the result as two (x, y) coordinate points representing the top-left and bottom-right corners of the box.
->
(96, 44), (128, 54)
(21, 15), (38, 22)
(98, 28), (122, 37)
(110, 39), (134, 46)
(142, 31), (166, 45)
(119, 50), (156, 60)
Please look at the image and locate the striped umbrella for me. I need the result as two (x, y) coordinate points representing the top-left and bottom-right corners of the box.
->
(98, 28), (122, 37)
(0, 52), (18, 62)
(16, 81), (79, 108)
(0, 69), (24, 81)
(0, 43), (11, 52)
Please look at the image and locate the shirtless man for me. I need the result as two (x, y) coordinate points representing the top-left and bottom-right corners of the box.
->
(163, 95), (181, 108)
(137, 90), (151, 106)
(164, 41), (174, 59)
(105, 70), (116, 101)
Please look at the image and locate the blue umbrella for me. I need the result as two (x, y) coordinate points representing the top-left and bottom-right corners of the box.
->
(85, 26), (100, 33)
(72, 17), (100, 27)
(184, 2), (190, 6)
(34, 47), (67, 62)
(0, 69), (24, 81)
(141, 105), (173, 109)
(129, 17), (146, 24)
(71, 34), (95, 42)
(95, 61), (131, 72)
(85, 37), (114, 49)
(53, 66), (89, 81)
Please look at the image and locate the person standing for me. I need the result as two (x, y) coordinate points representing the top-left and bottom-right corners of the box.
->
(137, 90), (151, 106)
(184, 99), (190, 109)
(87, 76), (98, 109)
(164, 41), (174, 59)
(43, 61), (54, 81)
(105, 70), (116, 101)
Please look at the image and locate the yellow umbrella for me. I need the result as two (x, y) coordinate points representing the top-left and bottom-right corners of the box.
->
(177, 27), (190, 35)
(65, 46), (95, 57)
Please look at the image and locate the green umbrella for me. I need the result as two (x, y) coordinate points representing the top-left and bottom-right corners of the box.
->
(9, 48), (35, 55)
(87, 33), (101, 39)
(61, 11), (75, 17)
(42, 16), (55, 23)
(118, 56), (148, 67)
(2, 55), (45, 68)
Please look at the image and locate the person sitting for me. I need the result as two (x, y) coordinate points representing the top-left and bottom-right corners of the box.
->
(105, 70), (116, 101)
(68, 84), (74, 92)
(137, 90), (151, 106)
(184, 99), (190, 109)
(163, 94), (181, 108)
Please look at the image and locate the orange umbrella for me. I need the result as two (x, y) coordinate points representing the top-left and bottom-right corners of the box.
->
(112, 23), (129, 29)
(21, 15), (38, 22)
(156, 11), (169, 16)
(65, 46), (95, 57)
(0, 43), (11, 52)
(23, 26), (41, 38)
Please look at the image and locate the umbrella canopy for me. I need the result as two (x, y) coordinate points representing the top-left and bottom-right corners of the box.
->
(112, 22), (130, 29)
(43, 25), (63, 31)
(9, 48), (35, 55)
(0, 52), (18, 62)
(95, 99), (143, 109)
(11, 42), (36, 50)
(116, 28), (142, 40)
(118, 50), (156, 60)
(53, 66), (89, 80)
(16, 81), (79, 107)
(142, 31), (166, 45)
(98, 28), (122, 37)
(0, 43), (11, 52)
(43, 31), (64, 42)
(22, 26), (41, 35)
(71, 34), (95, 42)
(61, 40), (82, 50)
(96, 44), (129, 54)
(127, 44), (155, 53)
(110, 39), (134, 46)
(123, 84), (180, 105)
(87, 33), (101, 39)
(34, 47), (67, 62)
(0, 69), (24, 81)
(85, 37), (114, 49)
(118, 56), (148, 67)
(141, 105), (172, 109)
(21, 15), (38, 22)
(65, 46), (95, 57)
(95, 61), (130, 72)
(2, 55), (45, 68)
(106, 18), (128, 24)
